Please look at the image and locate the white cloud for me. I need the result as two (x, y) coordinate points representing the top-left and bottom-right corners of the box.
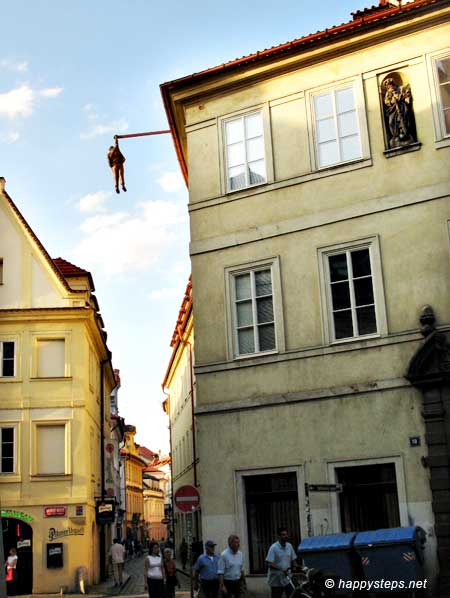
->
(72, 200), (186, 278)
(0, 84), (63, 119)
(0, 131), (20, 143)
(80, 119), (128, 140)
(157, 171), (184, 193)
(77, 190), (112, 213)
(0, 59), (28, 72)
(149, 286), (186, 301)
(39, 86), (63, 98)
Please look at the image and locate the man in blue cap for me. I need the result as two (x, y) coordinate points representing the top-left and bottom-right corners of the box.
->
(193, 540), (219, 598)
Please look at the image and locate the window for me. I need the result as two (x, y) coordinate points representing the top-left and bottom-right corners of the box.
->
(337, 463), (400, 532)
(435, 56), (450, 137)
(312, 84), (363, 168)
(0, 258), (3, 284)
(0, 341), (15, 377)
(37, 424), (66, 474)
(0, 427), (15, 473)
(224, 111), (266, 192)
(37, 339), (65, 377)
(319, 237), (387, 344)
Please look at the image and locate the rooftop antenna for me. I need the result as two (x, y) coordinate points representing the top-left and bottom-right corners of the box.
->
(108, 129), (171, 193)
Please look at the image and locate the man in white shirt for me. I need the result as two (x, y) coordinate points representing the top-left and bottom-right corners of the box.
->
(110, 538), (126, 586)
(218, 535), (245, 598)
(265, 528), (298, 598)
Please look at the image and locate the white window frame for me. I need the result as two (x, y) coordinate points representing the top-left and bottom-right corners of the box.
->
(0, 340), (16, 378)
(218, 104), (274, 195)
(427, 49), (450, 148)
(31, 332), (71, 379)
(31, 420), (71, 477)
(326, 456), (408, 533)
(307, 76), (370, 171)
(225, 257), (285, 360)
(318, 236), (388, 345)
(0, 425), (17, 474)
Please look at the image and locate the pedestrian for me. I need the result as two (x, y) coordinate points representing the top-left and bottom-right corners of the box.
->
(193, 540), (219, 598)
(109, 538), (126, 587)
(5, 547), (18, 596)
(179, 537), (188, 571)
(163, 548), (180, 598)
(265, 527), (298, 598)
(144, 541), (166, 598)
(218, 535), (245, 598)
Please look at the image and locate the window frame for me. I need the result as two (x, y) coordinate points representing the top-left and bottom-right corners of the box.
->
(318, 236), (387, 345)
(219, 104), (274, 195)
(0, 425), (17, 474)
(225, 257), (285, 360)
(427, 49), (450, 147)
(31, 332), (71, 379)
(307, 76), (370, 171)
(31, 420), (71, 477)
(0, 340), (16, 378)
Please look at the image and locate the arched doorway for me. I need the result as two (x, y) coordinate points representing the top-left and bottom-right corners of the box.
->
(2, 517), (33, 595)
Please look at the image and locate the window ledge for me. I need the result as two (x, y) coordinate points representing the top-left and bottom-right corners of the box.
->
(226, 180), (268, 196)
(435, 137), (450, 150)
(30, 376), (72, 381)
(0, 474), (21, 483)
(31, 473), (72, 481)
(329, 333), (381, 346)
(0, 377), (20, 383)
(383, 142), (421, 158)
(234, 349), (279, 361)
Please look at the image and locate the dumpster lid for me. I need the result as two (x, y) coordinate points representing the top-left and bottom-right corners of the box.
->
(298, 533), (356, 552)
(354, 526), (423, 547)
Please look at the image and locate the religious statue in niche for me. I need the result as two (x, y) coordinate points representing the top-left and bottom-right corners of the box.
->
(381, 72), (417, 149)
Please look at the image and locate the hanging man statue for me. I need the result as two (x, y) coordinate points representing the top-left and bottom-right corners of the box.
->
(107, 138), (127, 193)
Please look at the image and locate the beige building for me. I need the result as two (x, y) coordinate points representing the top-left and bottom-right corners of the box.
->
(0, 178), (117, 592)
(121, 425), (146, 543)
(162, 278), (201, 548)
(143, 459), (169, 542)
(161, 1), (450, 594)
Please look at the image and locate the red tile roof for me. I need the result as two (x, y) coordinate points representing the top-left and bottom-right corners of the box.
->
(160, 0), (444, 184)
(139, 446), (158, 461)
(53, 257), (95, 291)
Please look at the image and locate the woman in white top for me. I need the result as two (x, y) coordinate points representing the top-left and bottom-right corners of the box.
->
(5, 547), (18, 594)
(144, 542), (166, 598)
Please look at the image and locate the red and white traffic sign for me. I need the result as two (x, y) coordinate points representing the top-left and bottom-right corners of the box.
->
(174, 485), (200, 513)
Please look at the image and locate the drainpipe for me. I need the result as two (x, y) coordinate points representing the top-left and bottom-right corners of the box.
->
(99, 354), (111, 581)
(176, 326), (199, 539)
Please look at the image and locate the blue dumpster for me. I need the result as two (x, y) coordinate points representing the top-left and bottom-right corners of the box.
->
(354, 526), (426, 592)
(298, 533), (358, 592)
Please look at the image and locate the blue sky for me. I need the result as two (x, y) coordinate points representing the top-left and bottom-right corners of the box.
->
(2, 0), (368, 451)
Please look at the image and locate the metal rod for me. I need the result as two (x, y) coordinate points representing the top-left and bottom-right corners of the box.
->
(114, 130), (170, 140)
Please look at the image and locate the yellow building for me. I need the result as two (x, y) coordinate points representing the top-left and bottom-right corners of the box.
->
(162, 278), (201, 548)
(0, 178), (117, 593)
(162, 1), (450, 594)
(143, 459), (169, 542)
(122, 425), (146, 543)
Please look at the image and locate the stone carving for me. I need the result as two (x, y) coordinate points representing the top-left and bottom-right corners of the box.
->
(381, 73), (417, 149)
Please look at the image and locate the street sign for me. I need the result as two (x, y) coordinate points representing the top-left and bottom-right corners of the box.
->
(307, 484), (343, 492)
(174, 485), (200, 513)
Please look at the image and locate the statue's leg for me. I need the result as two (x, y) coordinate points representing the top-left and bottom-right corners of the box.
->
(119, 165), (127, 192)
(113, 166), (120, 193)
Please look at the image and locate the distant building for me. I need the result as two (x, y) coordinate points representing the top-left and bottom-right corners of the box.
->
(162, 1), (450, 594)
(109, 369), (126, 540)
(121, 425), (146, 542)
(143, 458), (169, 542)
(0, 178), (117, 592)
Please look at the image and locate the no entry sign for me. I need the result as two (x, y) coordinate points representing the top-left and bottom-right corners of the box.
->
(174, 485), (200, 513)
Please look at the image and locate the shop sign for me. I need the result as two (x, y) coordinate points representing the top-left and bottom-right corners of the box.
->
(1, 509), (33, 523)
(96, 499), (115, 524)
(48, 526), (85, 541)
(44, 506), (67, 517)
(17, 539), (31, 549)
(75, 505), (84, 517)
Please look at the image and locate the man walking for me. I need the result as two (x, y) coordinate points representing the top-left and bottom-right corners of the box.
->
(265, 528), (298, 598)
(109, 538), (126, 587)
(218, 535), (245, 598)
(193, 540), (219, 598)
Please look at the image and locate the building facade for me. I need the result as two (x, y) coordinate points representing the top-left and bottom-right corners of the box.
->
(122, 425), (146, 543)
(162, 279), (201, 550)
(143, 462), (168, 542)
(161, 1), (450, 594)
(0, 178), (117, 592)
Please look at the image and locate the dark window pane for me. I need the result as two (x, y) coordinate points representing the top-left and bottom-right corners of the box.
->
(256, 297), (274, 323)
(1, 428), (13, 443)
(2, 442), (13, 458)
(444, 109), (450, 135)
(255, 270), (272, 297)
(356, 306), (377, 335)
(437, 58), (450, 84)
(334, 310), (353, 339)
(331, 282), (351, 310)
(258, 324), (276, 351)
(2, 358), (14, 377)
(351, 249), (371, 278)
(1, 457), (14, 473)
(329, 254), (348, 282)
(3, 342), (14, 359)
(238, 329), (255, 354)
(440, 83), (450, 110)
(354, 277), (374, 306)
